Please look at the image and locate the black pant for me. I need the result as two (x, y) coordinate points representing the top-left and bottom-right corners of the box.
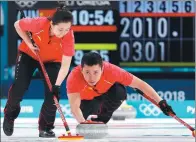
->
(80, 83), (127, 124)
(4, 51), (61, 130)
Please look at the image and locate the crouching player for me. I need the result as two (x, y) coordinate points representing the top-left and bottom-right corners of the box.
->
(66, 52), (176, 124)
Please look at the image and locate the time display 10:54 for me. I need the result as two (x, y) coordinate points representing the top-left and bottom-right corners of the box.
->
(71, 10), (115, 25)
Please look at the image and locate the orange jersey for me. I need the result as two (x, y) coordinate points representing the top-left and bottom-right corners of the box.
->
(67, 62), (133, 100)
(18, 17), (75, 62)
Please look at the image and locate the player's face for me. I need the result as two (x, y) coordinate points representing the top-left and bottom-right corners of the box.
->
(51, 22), (71, 38)
(82, 64), (103, 86)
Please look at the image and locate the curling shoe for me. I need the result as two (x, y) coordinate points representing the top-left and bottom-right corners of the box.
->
(39, 128), (55, 138)
(3, 116), (14, 136)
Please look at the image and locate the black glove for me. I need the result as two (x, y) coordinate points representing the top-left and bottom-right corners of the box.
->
(158, 100), (176, 116)
(52, 85), (61, 98)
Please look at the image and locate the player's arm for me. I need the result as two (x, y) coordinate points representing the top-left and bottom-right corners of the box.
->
(128, 75), (176, 116)
(67, 92), (85, 123)
(55, 55), (72, 86)
(14, 18), (42, 53)
(54, 30), (74, 90)
(110, 64), (175, 116)
(110, 64), (162, 103)
(129, 75), (162, 103)
(14, 20), (34, 49)
(55, 30), (74, 86)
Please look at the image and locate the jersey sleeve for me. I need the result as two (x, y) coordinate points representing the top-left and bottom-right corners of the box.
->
(66, 70), (80, 94)
(19, 17), (47, 33)
(62, 30), (75, 56)
(108, 63), (133, 86)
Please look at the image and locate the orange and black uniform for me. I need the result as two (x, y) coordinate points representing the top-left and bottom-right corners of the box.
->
(4, 17), (75, 130)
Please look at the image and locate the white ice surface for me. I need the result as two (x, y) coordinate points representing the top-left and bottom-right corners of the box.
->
(1, 118), (195, 142)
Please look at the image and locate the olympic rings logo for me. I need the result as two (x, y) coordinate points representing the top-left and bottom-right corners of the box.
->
(58, 104), (73, 117)
(15, 1), (37, 8)
(139, 104), (161, 116)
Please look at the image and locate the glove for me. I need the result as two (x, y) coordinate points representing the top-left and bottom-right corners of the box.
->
(52, 85), (61, 98)
(158, 100), (176, 116)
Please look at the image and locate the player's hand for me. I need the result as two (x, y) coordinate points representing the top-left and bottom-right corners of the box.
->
(158, 100), (176, 116)
(81, 120), (103, 124)
(27, 43), (40, 55)
(87, 115), (98, 120)
(52, 85), (61, 99)
(81, 115), (103, 124)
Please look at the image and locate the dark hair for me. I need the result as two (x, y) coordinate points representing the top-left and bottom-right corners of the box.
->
(81, 52), (103, 68)
(50, 5), (73, 25)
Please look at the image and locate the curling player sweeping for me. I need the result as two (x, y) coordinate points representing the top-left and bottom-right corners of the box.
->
(3, 6), (75, 138)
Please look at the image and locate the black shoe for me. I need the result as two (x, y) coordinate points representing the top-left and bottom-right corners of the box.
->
(3, 117), (14, 136)
(39, 129), (55, 138)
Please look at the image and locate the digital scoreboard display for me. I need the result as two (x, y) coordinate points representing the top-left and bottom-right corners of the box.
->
(118, 1), (195, 73)
(7, 0), (195, 74)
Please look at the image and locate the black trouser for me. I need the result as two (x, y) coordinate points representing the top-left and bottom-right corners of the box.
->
(4, 51), (61, 130)
(80, 83), (127, 124)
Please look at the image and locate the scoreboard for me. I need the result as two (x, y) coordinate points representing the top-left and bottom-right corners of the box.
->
(7, 0), (195, 75)
(118, 1), (195, 73)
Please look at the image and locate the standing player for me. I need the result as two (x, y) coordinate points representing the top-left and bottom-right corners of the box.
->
(3, 7), (75, 137)
(67, 52), (176, 124)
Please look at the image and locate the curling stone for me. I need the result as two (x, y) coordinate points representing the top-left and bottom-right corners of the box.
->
(76, 121), (108, 139)
(112, 102), (137, 120)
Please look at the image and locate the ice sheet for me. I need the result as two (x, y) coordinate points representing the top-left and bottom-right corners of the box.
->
(1, 118), (195, 142)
